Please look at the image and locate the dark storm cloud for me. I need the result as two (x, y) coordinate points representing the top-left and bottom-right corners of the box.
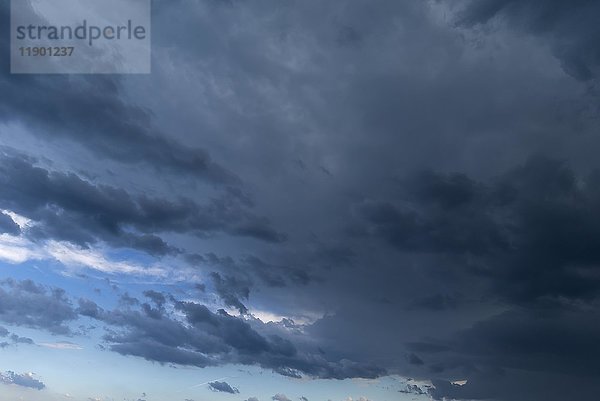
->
(0, 279), (76, 335)
(429, 370), (600, 401)
(0, 3), (236, 184)
(207, 381), (239, 394)
(232, 220), (288, 243)
(407, 353), (424, 366)
(457, 0), (600, 81)
(408, 294), (461, 311)
(1, 0), (599, 400)
(406, 304), (600, 400)
(272, 155), (600, 401)
(450, 306), (600, 376)
(357, 156), (600, 303)
(0, 371), (45, 390)
(0, 150), (284, 255)
(77, 294), (384, 380)
(344, 157), (600, 400)
(356, 172), (505, 256)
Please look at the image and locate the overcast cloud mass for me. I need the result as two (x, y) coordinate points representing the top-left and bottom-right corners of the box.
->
(1, 0), (600, 400)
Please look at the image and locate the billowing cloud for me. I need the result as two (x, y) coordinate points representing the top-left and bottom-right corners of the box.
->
(0, 279), (76, 335)
(76, 292), (384, 379)
(0, 371), (45, 390)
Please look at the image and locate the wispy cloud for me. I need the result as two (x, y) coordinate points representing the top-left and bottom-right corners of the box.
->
(39, 341), (83, 350)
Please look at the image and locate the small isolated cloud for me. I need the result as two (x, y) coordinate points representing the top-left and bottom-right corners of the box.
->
(272, 394), (292, 401)
(0, 371), (45, 390)
(246, 398), (259, 401)
(208, 381), (239, 394)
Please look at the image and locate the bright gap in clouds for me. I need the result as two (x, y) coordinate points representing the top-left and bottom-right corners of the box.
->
(0, 210), (167, 277)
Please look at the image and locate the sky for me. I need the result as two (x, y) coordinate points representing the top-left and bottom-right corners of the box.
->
(1, 0), (600, 400)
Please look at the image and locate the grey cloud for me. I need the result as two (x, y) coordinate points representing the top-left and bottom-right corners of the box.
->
(0, 279), (76, 335)
(210, 272), (250, 314)
(202, 253), (315, 291)
(449, 306), (600, 377)
(119, 293), (140, 307)
(140, 291), (166, 320)
(143, 290), (166, 307)
(0, 151), (285, 256)
(457, 0), (600, 81)
(232, 220), (287, 243)
(399, 384), (426, 395)
(271, 394), (291, 401)
(3, 0), (600, 400)
(0, 212), (19, 235)
(357, 156), (600, 303)
(0, 371), (45, 390)
(408, 294), (461, 311)
(301, 157), (600, 401)
(207, 381), (239, 394)
(407, 353), (424, 366)
(77, 295), (385, 380)
(0, 3), (236, 184)
(429, 371), (600, 401)
(400, 295), (600, 400)
(10, 334), (34, 345)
